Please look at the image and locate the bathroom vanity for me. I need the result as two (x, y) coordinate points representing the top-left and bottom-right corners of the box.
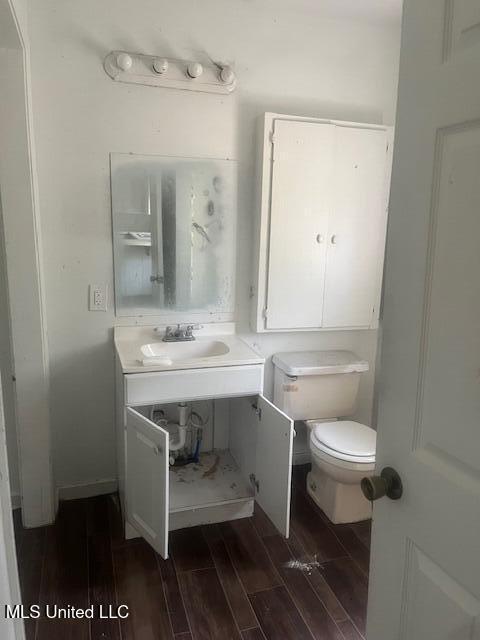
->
(114, 325), (294, 559)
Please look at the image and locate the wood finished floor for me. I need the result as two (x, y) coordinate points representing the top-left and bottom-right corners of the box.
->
(14, 464), (371, 640)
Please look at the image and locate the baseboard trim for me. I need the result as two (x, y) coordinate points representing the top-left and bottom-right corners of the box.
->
(57, 478), (118, 501)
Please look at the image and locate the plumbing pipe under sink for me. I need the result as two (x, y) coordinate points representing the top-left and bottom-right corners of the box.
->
(150, 402), (206, 466)
(168, 403), (188, 451)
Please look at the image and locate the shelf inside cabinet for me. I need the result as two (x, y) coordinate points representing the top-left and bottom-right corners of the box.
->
(169, 449), (253, 513)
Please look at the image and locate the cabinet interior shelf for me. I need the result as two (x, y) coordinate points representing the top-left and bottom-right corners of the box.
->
(123, 239), (152, 247)
(169, 449), (253, 513)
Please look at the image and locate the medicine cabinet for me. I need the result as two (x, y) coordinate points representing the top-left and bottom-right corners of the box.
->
(251, 113), (393, 332)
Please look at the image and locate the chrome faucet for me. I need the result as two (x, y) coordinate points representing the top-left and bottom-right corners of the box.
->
(163, 324), (196, 342)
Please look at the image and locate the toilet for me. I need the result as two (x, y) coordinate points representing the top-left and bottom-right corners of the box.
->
(272, 350), (376, 524)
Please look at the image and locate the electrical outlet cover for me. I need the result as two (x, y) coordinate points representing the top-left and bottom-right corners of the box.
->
(89, 284), (108, 311)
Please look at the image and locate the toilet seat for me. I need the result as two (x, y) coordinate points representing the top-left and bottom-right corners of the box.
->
(309, 420), (376, 464)
(310, 445), (376, 473)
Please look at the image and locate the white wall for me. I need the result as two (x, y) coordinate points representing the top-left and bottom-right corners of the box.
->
(27, 0), (401, 491)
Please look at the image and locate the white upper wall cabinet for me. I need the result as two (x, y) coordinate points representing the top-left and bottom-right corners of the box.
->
(252, 113), (393, 332)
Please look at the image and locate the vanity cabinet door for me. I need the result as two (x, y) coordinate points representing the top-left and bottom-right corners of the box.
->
(126, 408), (169, 558)
(253, 395), (294, 537)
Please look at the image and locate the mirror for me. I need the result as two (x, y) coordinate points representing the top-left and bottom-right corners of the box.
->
(111, 153), (237, 317)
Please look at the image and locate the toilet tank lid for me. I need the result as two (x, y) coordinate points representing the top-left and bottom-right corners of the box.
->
(272, 350), (369, 377)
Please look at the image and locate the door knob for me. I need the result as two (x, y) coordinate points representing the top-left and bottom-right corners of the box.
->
(361, 467), (403, 502)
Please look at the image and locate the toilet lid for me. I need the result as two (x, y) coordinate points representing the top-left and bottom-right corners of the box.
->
(310, 420), (376, 463)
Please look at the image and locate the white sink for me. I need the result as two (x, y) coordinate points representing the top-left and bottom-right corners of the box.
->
(114, 326), (265, 373)
(141, 339), (230, 365)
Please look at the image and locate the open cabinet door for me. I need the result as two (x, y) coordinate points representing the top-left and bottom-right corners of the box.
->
(126, 408), (169, 558)
(254, 395), (294, 537)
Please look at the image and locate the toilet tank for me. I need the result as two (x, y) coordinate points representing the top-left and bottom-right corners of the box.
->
(272, 351), (369, 421)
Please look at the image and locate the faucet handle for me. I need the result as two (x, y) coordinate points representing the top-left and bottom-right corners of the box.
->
(185, 325), (194, 337)
(174, 323), (184, 337)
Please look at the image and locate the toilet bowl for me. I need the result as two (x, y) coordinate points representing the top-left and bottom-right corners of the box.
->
(305, 419), (376, 524)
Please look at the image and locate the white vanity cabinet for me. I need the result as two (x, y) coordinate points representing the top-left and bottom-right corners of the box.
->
(252, 113), (393, 332)
(116, 359), (294, 560)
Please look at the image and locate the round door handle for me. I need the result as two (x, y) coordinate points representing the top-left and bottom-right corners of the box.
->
(361, 467), (403, 502)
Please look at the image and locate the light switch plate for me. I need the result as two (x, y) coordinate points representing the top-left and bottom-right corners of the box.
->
(89, 284), (108, 311)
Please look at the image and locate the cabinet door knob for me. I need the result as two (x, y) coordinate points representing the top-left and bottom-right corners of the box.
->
(330, 234), (337, 245)
(316, 234), (324, 244)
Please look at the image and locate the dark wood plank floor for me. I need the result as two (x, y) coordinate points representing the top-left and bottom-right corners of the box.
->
(14, 464), (370, 640)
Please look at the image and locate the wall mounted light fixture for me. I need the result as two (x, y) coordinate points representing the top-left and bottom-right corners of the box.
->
(104, 51), (236, 94)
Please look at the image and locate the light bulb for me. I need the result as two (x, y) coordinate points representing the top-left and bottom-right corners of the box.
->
(116, 53), (133, 72)
(187, 62), (203, 79)
(220, 66), (235, 85)
(153, 58), (168, 74)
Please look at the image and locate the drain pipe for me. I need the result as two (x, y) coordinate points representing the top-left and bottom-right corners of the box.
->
(169, 402), (188, 451)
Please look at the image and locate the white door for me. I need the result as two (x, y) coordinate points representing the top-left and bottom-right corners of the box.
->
(0, 374), (24, 640)
(126, 408), (169, 558)
(322, 126), (389, 328)
(266, 120), (334, 329)
(254, 395), (294, 537)
(367, 1), (480, 638)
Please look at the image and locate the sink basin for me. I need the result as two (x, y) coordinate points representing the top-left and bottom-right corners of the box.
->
(141, 340), (230, 365)
(115, 326), (265, 373)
